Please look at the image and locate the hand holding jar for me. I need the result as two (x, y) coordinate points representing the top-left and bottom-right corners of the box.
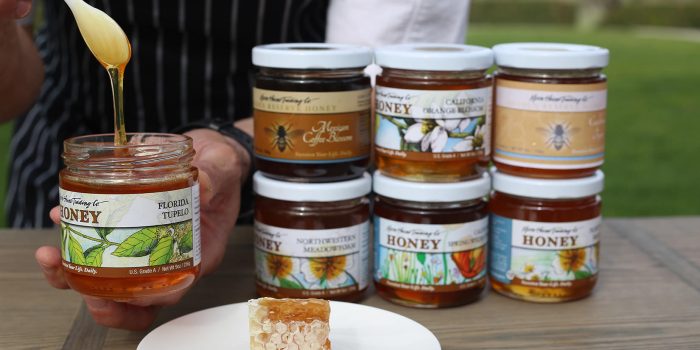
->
(34, 129), (251, 330)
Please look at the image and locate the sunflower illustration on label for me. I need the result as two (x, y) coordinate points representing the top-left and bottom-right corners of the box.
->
(253, 221), (369, 298)
(374, 217), (488, 292)
(489, 215), (601, 287)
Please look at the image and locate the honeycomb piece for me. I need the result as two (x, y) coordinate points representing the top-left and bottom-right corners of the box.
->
(249, 298), (331, 350)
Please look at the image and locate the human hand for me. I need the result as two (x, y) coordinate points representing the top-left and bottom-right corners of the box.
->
(0, 0), (32, 20)
(35, 127), (252, 330)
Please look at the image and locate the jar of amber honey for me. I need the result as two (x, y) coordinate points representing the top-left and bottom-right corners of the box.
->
(253, 172), (371, 301)
(492, 43), (609, 178)
(252, 43), (372, 182)
(59, 133), (200, 301)
(489, 169), (604, 303)
(373, 171), (490, 308)
(374, 43), (493, 182)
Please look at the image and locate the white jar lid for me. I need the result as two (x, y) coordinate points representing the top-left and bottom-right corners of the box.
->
(492, 169), (604, 199)
(493, 42), (609, 70)
(252, 43), (372, 69)
(373, 171), (491, 202)
(375, 43), (493, 71)
(254, 172), (372, 202)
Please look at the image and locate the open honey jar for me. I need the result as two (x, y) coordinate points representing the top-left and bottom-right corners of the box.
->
(59, 133), (200, 301)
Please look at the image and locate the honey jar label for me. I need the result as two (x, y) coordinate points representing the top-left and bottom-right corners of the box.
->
(254, 88), (370, 114)
(375, 86), (492, 161)
(374, 217), (488, 292)
(494, 80), (607, 169)
(254, 88), (371, 163)
(489, 215), (601, 287)
(58, 185), (201, 277)
(254, 221), (370, 298)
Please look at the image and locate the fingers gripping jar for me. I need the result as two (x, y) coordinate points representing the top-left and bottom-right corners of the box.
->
(253, 172), (371, 302)
(373, 172), (491, 308)
(492, 43), (609, 178)
(374, 44), (494, 182)
(59, 133), (201, 301)
(252, 43), (373, 182)
(489, 170), (604, 303)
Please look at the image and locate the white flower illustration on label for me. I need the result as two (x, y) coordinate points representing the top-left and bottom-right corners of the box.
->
(376, 87), (491, 154)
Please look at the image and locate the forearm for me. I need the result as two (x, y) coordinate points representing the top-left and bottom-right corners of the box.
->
(0, 20), (44, 122)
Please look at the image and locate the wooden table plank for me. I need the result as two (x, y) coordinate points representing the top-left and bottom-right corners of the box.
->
(608, 218), (700, 293)
(2, 219), (700, 350)
(0, 230), (81, 350)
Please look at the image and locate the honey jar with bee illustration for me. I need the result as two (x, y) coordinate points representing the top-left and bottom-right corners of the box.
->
(372, 171), (491, 308)
(489, 169), (604, 302)
(252, 43), (372, 182)
(253, 172), (371, 301)
(374, 44), (494, 182)
(492, 43), (609, 178)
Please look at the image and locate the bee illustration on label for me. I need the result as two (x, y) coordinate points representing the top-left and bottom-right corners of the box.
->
(538, 122), (579, 151)
(264, 122), (304, 152)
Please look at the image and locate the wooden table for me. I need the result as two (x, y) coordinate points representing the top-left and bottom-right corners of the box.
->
(2, 218), (700, 349)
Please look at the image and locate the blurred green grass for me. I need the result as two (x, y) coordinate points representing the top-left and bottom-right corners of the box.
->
(468, 25), (700, 217)
(0, 25), (698, 226)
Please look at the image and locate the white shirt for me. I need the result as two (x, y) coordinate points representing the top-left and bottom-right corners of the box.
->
(326, 0), (470, 46)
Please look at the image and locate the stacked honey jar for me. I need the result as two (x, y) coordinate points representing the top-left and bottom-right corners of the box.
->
(251, 42), (609, 307)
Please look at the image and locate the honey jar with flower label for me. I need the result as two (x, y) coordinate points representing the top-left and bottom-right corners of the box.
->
(373, 171), (491, 308)
(253, 172), (371, 301)
(489, 169), (604, 302)
(374, 44), (493, 182)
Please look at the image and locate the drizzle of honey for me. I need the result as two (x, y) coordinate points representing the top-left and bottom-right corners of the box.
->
(64, 0), (131, 145)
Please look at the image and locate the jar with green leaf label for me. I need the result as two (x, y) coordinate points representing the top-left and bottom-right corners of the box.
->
(59, 133), (201, 301)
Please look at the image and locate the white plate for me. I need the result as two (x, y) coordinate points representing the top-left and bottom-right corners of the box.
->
(138, 301), (441, 350)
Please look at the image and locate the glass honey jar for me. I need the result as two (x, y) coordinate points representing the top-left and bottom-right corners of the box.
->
(59, 133), (200, 301)
(492, 43), (609, 178)
(252, 43), (372, 182)
(374, 43), (493, 182)
(253, 172), (371, 302)
(373, 171), (491, 308)
(489, 169), (604, 303)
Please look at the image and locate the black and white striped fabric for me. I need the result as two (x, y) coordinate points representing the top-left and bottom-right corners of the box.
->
(7, 0), (328, 228)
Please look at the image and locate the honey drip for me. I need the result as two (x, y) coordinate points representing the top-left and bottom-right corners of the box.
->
(64, 0), (131, 145)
